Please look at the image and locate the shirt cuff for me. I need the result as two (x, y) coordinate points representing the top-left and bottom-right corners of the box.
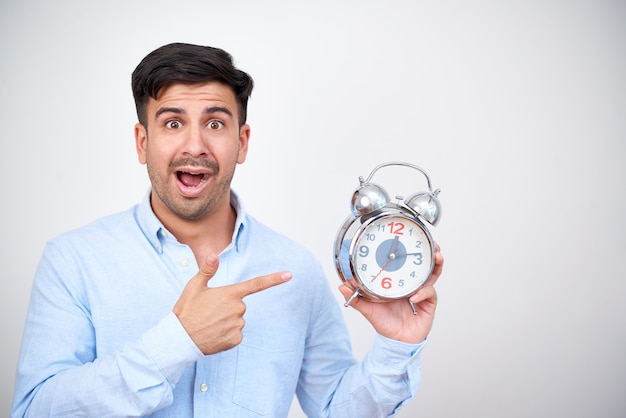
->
(371, 334), (426, 369)
(368, 334), (426, 398)
(140, 313), (204, 384)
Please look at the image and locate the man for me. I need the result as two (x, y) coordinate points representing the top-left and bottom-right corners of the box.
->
(12, 43), (443, 417)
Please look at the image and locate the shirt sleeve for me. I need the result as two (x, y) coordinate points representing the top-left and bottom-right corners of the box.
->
(344, 334), (425, 417)
(11, 243), (204, 418)
(296, 275), (425, 418)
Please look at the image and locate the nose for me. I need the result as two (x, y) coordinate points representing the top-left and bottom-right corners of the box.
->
(182, 123), (209, 158)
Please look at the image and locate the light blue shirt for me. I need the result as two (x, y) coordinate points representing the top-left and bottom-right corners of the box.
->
(12, 191), (425, 417)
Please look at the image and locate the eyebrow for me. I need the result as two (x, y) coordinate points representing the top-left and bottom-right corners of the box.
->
(154, 106), (234, 120)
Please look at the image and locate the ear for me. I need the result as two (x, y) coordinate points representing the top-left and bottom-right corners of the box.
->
(134, 123), (148, 165)
(237, 124), (251, 164)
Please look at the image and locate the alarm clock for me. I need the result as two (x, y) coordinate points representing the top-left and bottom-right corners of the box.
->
(333, 161), (441, 314)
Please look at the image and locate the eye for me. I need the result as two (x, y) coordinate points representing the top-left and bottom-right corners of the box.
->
(165, 120), (182, 129)
(207, 120), (224, 130)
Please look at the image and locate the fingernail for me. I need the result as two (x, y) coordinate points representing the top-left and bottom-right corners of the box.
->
(281, 272), (293, 281)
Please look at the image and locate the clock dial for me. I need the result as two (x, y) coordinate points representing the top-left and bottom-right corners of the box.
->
(352, 214), (433, 299)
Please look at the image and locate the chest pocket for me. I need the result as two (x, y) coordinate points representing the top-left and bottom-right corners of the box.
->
(232, 327), (301, 415)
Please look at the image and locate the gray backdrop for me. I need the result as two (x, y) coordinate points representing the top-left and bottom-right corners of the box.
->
(1, 1), (625, 417)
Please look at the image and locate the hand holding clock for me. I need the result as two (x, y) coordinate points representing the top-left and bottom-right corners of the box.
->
(338, 243), (444, 344)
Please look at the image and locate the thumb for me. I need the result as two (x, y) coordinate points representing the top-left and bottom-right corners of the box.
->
(174, 254), (219, 317)
(194, 253), (219, 288)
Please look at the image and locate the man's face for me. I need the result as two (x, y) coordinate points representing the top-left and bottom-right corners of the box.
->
(134, 82), (250, 222)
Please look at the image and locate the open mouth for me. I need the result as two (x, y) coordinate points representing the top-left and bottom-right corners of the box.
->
(177, 171), (209, 188)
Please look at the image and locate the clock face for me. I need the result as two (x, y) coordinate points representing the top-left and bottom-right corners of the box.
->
(351, 213), (433, 299)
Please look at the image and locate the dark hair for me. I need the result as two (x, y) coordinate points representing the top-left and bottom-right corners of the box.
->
(131, 42), (254, 126)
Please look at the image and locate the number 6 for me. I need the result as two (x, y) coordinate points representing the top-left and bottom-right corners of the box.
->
(381, 277), (392, 289)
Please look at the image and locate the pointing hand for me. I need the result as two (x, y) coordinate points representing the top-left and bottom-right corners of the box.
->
(173, 254), (292, 354)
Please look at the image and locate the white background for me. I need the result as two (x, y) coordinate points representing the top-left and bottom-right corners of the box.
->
(1, 1), (625, 417)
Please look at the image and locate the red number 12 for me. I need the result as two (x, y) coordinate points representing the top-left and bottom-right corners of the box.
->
(387, 221), (405, 235)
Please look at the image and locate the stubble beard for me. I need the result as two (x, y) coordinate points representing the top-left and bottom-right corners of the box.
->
(148, 157), (236, 222)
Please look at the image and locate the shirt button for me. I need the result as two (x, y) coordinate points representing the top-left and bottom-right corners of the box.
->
(181, 258), (190, 267)
(200, 383), (208, 392)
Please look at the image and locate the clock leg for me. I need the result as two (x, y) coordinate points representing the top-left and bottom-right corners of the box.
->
(344, 288), (362, 308)
(408, 299), (418, 315)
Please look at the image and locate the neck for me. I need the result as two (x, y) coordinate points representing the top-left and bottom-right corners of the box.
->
(153, 195), (237, 266)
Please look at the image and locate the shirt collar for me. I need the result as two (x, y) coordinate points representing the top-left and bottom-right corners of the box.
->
(230, 189), (247, 252)
(136, 188), (248, 255)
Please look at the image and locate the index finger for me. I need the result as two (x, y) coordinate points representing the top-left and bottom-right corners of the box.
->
(232, 271), (292, 297)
